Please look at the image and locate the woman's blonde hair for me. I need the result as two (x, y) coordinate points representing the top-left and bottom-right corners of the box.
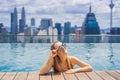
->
(51, 41), (73, 72)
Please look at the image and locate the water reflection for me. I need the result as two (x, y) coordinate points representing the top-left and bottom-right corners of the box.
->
(10, 43), (26, 56)
(10, 43), (26, 49)
(108, 43), (115, 68)
(84, 43), (95, 61)
(20, 43), (26, 48)
(10, 43), (18, 50)
(19, 43), (26, 56)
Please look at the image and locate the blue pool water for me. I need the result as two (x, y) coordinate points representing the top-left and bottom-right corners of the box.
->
(0, 43), (120, 72)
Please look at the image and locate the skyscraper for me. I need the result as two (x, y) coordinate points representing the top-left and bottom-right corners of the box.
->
(10, 7), (18, 42)
(19, 19), (24, 33)
(81, 0), (100, 35)
(11, 13), (14, 34)
(55, 23), (62, 41)
(55, 23), (62, 35)
(40, 18), (53, 29)
(21, 7), (26, 27)
(0, 23), (3, 33)
(63, 22), (71, 43)
(19, 7), (26, 33)
(40, 18), (53, 35)
(64, 22), (71, 35)
(81, 0), (101, 43)
(31, 18), (35, 26)
(11, 7), (18, 35)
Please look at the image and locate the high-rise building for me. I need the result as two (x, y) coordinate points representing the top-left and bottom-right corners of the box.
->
(40, 18), (53, 35)
(55, 23), (62, 41)
(63, 22), (71, 43)
(0, 23), (3, 33)
(81, 1), (100, 35)
(40, 18), (53, 29)
(81, 1), (101, 43)
(19, 19), (24, 33)
(11, 7), (18, 35)
(11, 13), (14, 34)
(31, 18), (35, 26)
(10, 7), (18, 42)
(19, 7), (26, 33)
(21, 7), (26, 27)
(55, 23), (62, 34)
(0, 23), (8, 43)
(64, 22), (71, 35)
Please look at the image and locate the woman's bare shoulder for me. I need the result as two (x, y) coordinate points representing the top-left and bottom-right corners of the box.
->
(68, 56), (89, 66)
(68, 56), (80, 62)
(68, 56), (78, 60)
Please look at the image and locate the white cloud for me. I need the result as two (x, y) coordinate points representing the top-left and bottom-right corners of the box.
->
(72, 0), (90, 5)
(0, 0), (120, 29)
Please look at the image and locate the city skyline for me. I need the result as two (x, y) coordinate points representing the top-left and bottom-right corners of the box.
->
(0, 0), (120, 29)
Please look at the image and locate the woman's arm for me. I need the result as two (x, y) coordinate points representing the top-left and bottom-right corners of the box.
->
(66, 56), (93, 73)
(39, 56), (54, 75)
(39, 50), (57, 75)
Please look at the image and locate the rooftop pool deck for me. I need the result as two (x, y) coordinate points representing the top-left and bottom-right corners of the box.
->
(0, 70), (120, 80)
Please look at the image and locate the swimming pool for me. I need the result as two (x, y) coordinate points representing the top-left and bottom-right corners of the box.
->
(0, 43), (120, 72)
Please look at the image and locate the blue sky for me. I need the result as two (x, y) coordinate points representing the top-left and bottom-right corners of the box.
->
(0, 0), (120, 29)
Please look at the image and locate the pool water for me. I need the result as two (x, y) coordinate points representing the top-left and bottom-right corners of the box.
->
(0, 43), (120, 72)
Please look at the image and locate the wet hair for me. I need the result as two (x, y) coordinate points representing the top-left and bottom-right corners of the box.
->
(50, 41), (59, 50)
(51, 41), (61, 72)
(51, 41), (73, 72)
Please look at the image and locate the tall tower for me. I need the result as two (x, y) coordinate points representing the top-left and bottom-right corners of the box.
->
(19, 7), (26, 33)
(14, 7), (18, 34)
(55, 23), (62, 41)
(0, 23), (3, 33)
(89, 0), (91, 13)
(81, 0), (100, 35)
(21, 7), (26, 27)
(63, 22), (71, 43)
(11, 7), (18, 34)
(109, 0), (114, 29)
(10, 7), (18, 42)
(81, 0), (101, 42)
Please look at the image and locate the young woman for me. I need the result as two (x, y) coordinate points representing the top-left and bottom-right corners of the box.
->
(39, 41), (92, 74)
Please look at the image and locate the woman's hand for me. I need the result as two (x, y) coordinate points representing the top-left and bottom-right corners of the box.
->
(50, 49), (58, 58)
(65, 69), (77, 74)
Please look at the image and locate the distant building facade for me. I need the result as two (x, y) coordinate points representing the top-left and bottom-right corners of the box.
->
(40, 18), (53, 35)
(31, 18), (35, 26)
(55, 23), (62, 41)
(0, 23), (9, 42)
(63, 22), (71, 43)
(19, 19), (24, 33)
(81, 2), (101, 43)
(24, 27), (33, 43)
(10, 7), (18, 42)
(11, 7), (18, 35)
(81, 6), (100, 35)
(0, 23), (3, 33)
(19, 7), (26, 33)
(109, 27), (120, 43)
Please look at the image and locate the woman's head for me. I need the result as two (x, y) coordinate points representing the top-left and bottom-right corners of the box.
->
(51, 41), (67, 56)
